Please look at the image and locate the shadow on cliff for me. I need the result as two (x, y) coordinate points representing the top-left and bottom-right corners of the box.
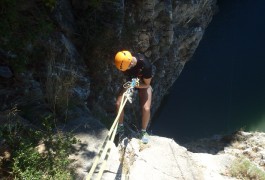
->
(180, 132), (239, 154)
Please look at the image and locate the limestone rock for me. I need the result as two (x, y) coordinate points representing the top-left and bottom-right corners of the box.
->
(61, 108), (109, 179)
(79, 135), (246, 180)
(128, 137), (203, 180)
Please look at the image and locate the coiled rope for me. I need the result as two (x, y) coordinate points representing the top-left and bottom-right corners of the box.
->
(86, 78), (139, 180)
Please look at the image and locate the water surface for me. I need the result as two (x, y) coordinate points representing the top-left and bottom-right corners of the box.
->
(151, 0), (265, 142)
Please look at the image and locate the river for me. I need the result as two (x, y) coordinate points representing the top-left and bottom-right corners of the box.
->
(151, 0), (265, 143)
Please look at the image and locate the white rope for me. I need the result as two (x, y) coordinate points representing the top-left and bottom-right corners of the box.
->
(86, 78), (139, 180)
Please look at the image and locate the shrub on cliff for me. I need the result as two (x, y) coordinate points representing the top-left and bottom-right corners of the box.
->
(230, 156), (265, 180)
(0, 115), (78, 179)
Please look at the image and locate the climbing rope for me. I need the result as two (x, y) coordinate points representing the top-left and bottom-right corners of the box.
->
(86, 78), (139, 180)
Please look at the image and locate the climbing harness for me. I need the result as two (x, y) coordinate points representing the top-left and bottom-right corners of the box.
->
(86, 78), (139, 180)
(122, 78), (139, 103)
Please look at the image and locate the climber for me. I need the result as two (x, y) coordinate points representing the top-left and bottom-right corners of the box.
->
(114, 50), (154, 144)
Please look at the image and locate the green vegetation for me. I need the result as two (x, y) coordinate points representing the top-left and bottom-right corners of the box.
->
(229, 156), (265, 180)
(0, 2), (81, 178)
(0, 116), (78, 179)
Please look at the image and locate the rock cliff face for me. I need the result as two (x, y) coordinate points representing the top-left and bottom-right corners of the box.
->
(2, 1), (265, 179)
(0, 0), (217, 131)
(70, 0), (218, 126)
(0, 0), (216, 128)
(0, 0), (221, 179)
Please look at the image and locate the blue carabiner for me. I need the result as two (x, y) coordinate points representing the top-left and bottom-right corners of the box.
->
(131, 78), (136, 87)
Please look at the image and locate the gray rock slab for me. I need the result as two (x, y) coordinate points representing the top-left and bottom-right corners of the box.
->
(128, 136), (203, 180)
(191, 153), (236, 180)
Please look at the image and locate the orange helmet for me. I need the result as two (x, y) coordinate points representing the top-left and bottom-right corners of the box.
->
(114, 50), (132, 71)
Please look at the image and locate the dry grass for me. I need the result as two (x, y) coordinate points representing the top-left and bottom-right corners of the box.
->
(119, 143), (138, 176)
(119, 147), (130, 175)
(229, 156), (265, 180)
(138, 141), (151, 152)
(45, 43), (77, 119)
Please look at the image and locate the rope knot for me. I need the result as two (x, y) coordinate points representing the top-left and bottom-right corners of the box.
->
(123, 78), (139, 103)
